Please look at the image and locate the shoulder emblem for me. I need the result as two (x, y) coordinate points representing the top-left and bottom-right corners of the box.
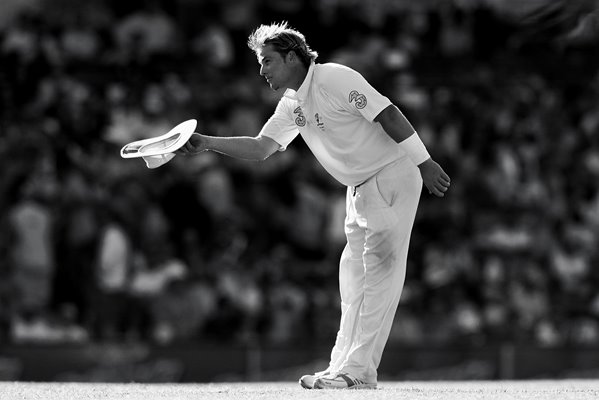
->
(349, 90), (367, 109)
(293, 106), (306, 127)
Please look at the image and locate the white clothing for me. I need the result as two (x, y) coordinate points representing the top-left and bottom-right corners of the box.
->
(258, 62), (414, 187)
(329, 157), (422, 383)
(97, 224), (131, 292)
(258, 62), (423, 384)
(9, 200), (54, 271)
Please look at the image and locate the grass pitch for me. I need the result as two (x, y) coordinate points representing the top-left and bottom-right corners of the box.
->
(2, 380), (599, 400)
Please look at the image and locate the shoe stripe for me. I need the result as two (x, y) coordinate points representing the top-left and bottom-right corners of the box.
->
(338, 373), (361, 387)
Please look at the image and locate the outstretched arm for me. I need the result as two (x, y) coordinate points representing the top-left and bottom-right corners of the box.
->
(177, 134), (281, 162)
(375, 105), (451, 197)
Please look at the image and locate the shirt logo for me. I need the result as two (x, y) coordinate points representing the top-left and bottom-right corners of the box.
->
(294, 106), (306, 127)
(349, 90), (367, 109)
(315, 113), (325, 131)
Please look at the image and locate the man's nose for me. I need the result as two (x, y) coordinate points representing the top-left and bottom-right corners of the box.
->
(260, 64), (266, 76)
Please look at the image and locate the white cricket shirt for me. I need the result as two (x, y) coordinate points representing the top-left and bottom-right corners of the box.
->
(258, 62), (411, 187)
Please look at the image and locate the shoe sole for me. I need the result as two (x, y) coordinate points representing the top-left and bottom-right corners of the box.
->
(299, 372), (331, 389)
(299, 378), (313, 389)
(313, 380), (377, 390)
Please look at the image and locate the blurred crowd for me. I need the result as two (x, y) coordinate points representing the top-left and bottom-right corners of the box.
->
(1, 0), (599, 349)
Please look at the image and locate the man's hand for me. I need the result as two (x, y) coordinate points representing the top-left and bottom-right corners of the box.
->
(176, 133), (206, 155)
(418, 158), (451, 197)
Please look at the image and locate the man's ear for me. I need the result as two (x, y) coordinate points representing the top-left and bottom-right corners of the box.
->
(286, 51), (296, 63)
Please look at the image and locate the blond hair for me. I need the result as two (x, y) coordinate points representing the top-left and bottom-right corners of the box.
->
(247, 21), (318, 68)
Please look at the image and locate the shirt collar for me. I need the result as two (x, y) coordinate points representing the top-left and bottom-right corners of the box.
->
(283, 62), (315, 102)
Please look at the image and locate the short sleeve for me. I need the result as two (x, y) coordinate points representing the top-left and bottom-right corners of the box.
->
(257, 98), (299, 151)
(321, 64), (392, 122)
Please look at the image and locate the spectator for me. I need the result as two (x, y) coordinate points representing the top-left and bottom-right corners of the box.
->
(113, 1), (181, 63)
(7, 155), (58, 341)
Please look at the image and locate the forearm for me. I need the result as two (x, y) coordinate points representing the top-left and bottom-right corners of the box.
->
(374, 104), (417, 143)
(375, 104), (430, 165)
(202, 135), (274, 161)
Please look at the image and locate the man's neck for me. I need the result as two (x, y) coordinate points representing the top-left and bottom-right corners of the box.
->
(288, 65), (309, 91)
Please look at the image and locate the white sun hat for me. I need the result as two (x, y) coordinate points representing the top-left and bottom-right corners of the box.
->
(120, 119), (197, 168)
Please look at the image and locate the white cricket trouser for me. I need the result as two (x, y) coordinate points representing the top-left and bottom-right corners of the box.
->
(327, 157), (422, 383)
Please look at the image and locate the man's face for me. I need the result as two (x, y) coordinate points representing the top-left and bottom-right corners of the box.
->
(257, 44), (293, 91)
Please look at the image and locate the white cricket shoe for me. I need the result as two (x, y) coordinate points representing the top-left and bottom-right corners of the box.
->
(313, 372), (377, 390)
(298, 370), (331, 389)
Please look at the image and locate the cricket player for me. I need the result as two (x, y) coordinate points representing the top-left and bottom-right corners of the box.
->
(178, 22), (451, 389)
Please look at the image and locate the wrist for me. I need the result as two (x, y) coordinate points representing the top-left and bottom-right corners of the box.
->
(197, 134), (211, 153)
(400, 132), (430, 165)
(417, 157), (433, 168)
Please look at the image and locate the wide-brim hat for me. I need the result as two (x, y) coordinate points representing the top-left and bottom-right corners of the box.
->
(120, 119), (197, 169)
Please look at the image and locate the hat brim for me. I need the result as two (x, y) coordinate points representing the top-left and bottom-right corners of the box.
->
(142, 153), (177, 169)
(120, 119), (197, 159)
